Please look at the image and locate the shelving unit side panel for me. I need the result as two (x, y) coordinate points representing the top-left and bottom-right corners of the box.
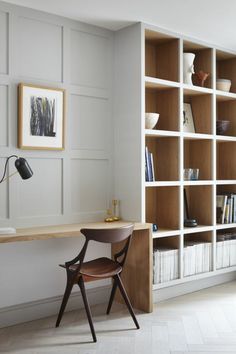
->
(114, 23), (143, 220)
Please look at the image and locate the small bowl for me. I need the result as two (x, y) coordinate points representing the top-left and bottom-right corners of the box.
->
(216, 120), (230, 135)
(216, 79), (231, 92)
(145, 113), (159, 129)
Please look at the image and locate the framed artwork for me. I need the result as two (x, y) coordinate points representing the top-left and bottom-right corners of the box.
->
(18, 83), (65, 150)
(183, 103), (195, 133)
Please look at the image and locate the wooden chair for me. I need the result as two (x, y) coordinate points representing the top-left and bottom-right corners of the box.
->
(55, 224), (140, 342)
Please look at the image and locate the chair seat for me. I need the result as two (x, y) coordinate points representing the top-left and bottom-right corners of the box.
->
(62, 257), (122, 278)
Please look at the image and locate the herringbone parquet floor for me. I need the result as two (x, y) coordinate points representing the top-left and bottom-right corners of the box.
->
(1, 281), (236, 353)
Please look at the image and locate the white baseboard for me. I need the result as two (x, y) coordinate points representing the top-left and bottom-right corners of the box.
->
(153, 271), (236, 303)
(0, 285), (111, 329)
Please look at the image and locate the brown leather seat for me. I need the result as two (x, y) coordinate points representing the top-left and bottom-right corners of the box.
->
(56, 225), (139, 342)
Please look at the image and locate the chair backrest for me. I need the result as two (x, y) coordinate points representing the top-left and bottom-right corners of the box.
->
(80, 224), (134, 244)
(65, 224), (134, 270)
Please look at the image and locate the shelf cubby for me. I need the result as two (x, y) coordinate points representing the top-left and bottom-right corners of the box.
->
(184, 185), (213, 226)
(216, 228), (236, 270)
(146, 136), (179, 181)
(145, 29), (179, 82)
(153, 235), (180, 284)
(183, 40), (213, 89)
(146, 87), (180, 131)
(217, 142), (236, 180)
(184, 138), (213, 180)
(146, 186), (180, 230)
(216, 97), (236, 137)
(184, 231), (213, 277)
(183, 91), (212, 134)
(216, 50), (236, 94)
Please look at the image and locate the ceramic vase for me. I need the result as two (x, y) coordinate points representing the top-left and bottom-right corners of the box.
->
(183, 53), (195, 85)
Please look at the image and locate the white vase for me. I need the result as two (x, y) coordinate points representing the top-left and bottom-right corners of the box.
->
(183, 53), (195, 85)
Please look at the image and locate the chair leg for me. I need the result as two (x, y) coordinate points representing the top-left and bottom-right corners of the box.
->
(115, 274), (140, 329)
(106, 277), (118, 315)
(56, 279), (74, 328)
(78, 276), (97, 342)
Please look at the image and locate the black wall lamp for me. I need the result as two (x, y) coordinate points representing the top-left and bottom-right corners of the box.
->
(0, 155), (33, 183)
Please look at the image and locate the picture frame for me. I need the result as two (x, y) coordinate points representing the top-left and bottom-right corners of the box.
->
(18, 83), (65, 150)
(183, 103), (195, 133)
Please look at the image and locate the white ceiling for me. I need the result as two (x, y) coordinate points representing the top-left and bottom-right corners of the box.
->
(3, 0), (236, 50)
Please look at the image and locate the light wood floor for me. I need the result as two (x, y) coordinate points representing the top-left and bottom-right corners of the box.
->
(1, 281), (236, 353)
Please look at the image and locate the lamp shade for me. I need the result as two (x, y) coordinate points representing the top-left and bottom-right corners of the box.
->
(15, 158), (33, 180)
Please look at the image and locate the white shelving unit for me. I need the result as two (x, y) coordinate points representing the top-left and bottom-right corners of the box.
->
(114, 22), (236, 299)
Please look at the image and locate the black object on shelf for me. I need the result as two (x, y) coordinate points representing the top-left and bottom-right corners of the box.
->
(184, 188), (198, 228)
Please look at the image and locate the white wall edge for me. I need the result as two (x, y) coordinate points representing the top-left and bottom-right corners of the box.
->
(154, 272), (236, 303)
(0, 285), (111, 329)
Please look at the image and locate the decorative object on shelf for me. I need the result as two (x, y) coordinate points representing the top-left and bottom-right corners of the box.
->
(183, 103), (195, 133)
(216, 79), (231, 92)
(18, 83), (65, 150)
(183, 53), (195, 85)
(145, 112), (159, 129)
(184, 189), (198, 227)
(152, 223), (158, 232)
(195, 70), (210, 87)
(0, 155), (33, 234)
(183, 168), (199, 181)
(191, 168), (199, 180)
(216, 120), (230, 135)
(112, 199), (120, 221)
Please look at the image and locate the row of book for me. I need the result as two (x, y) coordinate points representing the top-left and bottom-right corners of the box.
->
(217, 194), (236, 224)
(145, 146), (155, 182)
(216, 233), (236, 269)
(153, 247), (178, 284)
(184, 241), (212, 277)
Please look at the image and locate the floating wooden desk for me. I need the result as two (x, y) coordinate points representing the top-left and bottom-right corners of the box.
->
(0, 221), (153, 313)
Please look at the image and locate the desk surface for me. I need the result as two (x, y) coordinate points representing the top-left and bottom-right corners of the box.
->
(0, 221), (151, 244)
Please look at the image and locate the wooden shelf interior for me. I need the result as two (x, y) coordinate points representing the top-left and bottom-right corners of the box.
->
(184, 231), (212, 243)
(216, 99), (236, 136)
(145, 30), (179, 82)
(146, 186), (179, 229)
(216, 50), (236, 94)
(217, 184), (236, 194)
(146, 87), (179, 131)
(183, 41), (213, 89)
(217, 142), (236, 180)
(184, 186), (213, 225)
(146, 136), (179, 181)
(184, 93), (212, 134)
(184, 139), (212, 180)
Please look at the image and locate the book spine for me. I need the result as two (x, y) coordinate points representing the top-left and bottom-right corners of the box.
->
(150, 152), (155, 182)
(145, 146), (151, 182)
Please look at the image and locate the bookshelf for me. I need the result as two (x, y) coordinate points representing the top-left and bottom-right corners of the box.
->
(114, 23), (236, 299)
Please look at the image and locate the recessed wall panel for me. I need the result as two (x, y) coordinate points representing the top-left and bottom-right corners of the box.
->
(70, 94), (109, 150)
(0, 11), (8, 74)
(0, 85), (8, 147)
(70, 29), (109, 88)
(71, 159), (108, 213)
(16, 158), (62, 218)
(18, 17), (62, 82)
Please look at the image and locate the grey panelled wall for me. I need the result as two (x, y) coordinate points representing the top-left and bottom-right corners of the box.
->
(0, 0), (113, 310)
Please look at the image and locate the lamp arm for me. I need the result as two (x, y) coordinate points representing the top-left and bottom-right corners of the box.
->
(0, 155), (18, 184)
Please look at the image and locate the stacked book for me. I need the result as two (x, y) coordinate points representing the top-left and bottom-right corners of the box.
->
(184, 240), (212, 277)
(217, 194), (236, 224)
(145, 146), (155, 182)
(153, 247), (179, 284)
(216, 233), (236, 269)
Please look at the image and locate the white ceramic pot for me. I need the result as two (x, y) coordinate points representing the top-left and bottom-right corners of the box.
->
(145, 113), (159, 129)
(216, 79), (231, 92)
